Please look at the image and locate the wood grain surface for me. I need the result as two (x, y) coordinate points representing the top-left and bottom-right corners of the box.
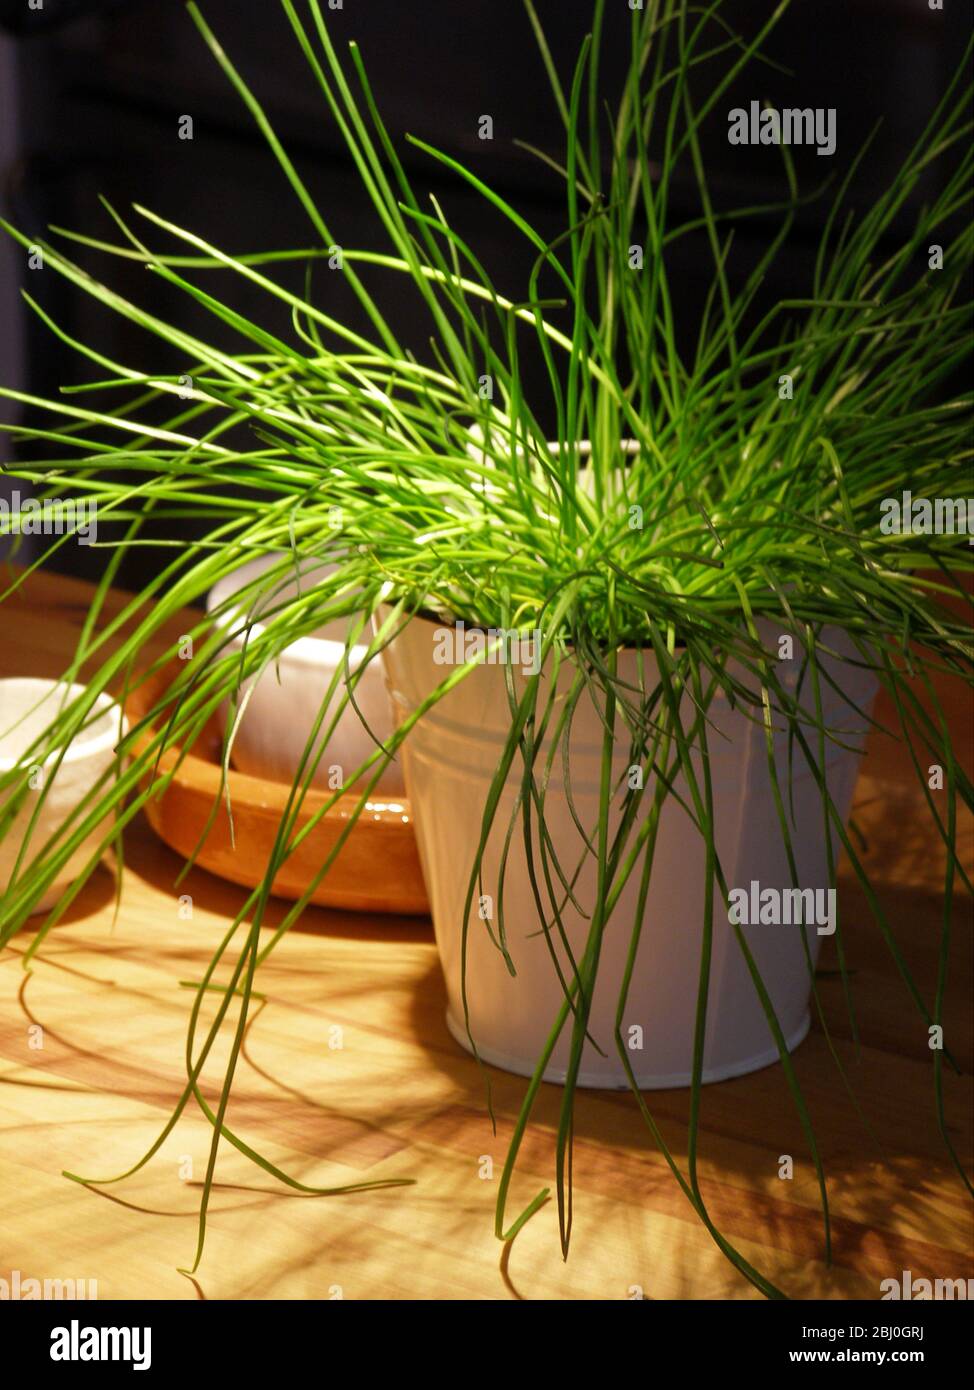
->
(0, 566), (970, 1300)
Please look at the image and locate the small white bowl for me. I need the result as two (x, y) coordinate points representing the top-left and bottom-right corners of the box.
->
(206, 554), (403, 794)
(0, 678), (126, 915)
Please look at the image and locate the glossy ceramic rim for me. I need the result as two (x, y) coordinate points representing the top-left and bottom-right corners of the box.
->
(0, 678), (123, 772)
(206, 553), (374, 671)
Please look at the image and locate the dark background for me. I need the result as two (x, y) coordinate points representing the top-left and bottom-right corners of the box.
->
(0, 0), (969, 586)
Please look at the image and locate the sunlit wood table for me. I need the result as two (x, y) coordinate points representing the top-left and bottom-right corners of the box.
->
(0, 567), (970, 1299)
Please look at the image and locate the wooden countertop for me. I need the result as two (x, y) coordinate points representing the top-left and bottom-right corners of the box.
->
(0, 566), (970, 1300)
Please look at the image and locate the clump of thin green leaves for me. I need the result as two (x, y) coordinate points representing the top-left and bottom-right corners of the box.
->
(0, 0), (971, 1296)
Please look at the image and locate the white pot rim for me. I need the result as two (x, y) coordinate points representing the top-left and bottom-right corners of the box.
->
(206, 554), (374, 672)
(0, 678), (123, 772)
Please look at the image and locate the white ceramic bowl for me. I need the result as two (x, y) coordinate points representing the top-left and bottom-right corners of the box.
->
(0, 678), (126, 915)
(206, 554), (403, 794)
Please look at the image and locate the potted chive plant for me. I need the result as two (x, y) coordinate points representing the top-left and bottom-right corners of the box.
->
(0, 0), (970, 1297)
(380, 562), (880, 1091)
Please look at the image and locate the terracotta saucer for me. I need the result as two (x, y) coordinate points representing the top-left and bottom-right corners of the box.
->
(125, 662), (429, 915)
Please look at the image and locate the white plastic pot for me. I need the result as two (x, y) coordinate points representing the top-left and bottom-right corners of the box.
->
(206, 554), (403, 795)
(0, 678), (126, 915)
(382, 617), (877, 1088)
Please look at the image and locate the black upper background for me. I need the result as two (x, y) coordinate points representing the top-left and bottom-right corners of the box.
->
(0, 0), (969, 592)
